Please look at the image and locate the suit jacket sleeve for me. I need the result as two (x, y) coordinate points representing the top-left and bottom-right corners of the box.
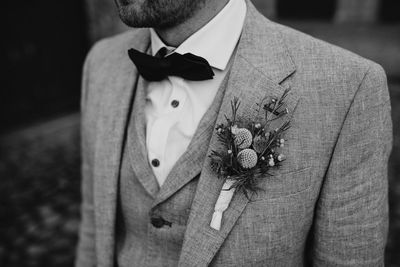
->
(75, 44), (97, 267)
(311, 63), (392, 266)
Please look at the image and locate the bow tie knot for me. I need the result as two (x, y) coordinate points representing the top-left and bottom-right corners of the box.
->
(128, 48), (215, 82)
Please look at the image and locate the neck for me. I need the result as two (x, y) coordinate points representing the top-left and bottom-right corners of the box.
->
(155, 0), (230, 47)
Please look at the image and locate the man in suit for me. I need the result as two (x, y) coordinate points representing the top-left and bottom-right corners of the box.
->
(76, 0), (392, 266)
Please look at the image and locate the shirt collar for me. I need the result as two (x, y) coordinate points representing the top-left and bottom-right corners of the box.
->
(150, 0), (247, 71)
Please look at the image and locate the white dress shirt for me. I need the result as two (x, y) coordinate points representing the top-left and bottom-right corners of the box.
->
(145, 0), (247, 186)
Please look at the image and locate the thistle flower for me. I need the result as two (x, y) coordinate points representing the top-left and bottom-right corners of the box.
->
(234, 128), (253, 149)
(237, 149), (258, 169)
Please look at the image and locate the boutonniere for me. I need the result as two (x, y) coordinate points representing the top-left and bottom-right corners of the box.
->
(209, 89), (294, 230)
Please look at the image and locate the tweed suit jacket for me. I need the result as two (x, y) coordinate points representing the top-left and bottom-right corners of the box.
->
(76, 1), (392, 266)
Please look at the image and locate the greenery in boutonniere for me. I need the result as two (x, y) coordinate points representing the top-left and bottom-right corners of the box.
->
(210, 88), (295, 199)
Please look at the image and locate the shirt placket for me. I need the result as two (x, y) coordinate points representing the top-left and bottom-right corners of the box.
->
(147, 77), (187, 186)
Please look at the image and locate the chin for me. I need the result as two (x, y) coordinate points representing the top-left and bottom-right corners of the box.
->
(115, 0), (146, 28)
(116, 0), (203, 29)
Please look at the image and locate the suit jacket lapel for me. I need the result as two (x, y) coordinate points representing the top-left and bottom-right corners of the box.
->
(179, 1), (298, 266)
(93, 29), (150, 266)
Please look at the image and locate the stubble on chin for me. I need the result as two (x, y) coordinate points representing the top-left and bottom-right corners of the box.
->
(115, 0), (206, 29)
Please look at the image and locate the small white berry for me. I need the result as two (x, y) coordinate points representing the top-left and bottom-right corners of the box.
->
(255, 123), (261, 129)
(277, 154), (285, 162)
(227, 150), (232, 154)
(268, 158), (275, 167)
(231, 125), (239, 134)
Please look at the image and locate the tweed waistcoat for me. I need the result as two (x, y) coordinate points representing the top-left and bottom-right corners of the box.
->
(116, 70), (230, 266)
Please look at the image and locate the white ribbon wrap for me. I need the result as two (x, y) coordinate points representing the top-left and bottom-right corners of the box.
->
(210, 179), (236, 231)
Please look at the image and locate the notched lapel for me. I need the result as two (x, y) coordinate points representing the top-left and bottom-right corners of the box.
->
(179, 1), (298, 265)
(179, 56), (299, 267)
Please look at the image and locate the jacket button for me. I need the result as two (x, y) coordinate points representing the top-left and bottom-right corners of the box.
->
(151, 217), (172, 228)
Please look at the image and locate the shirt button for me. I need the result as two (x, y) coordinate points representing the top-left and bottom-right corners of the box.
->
(171, 100), (179, 108)
(151, 159), (160, 167)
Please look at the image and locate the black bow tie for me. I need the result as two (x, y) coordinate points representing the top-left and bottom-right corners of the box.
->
(128, 48), (215, 81)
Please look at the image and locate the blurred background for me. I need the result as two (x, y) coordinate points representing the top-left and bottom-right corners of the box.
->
(1, 0), (399, 266)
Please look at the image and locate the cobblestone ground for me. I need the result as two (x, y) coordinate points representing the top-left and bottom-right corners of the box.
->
(0, 83), (399, 266)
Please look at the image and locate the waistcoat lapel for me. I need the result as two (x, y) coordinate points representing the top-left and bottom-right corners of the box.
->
(178, 1), (299, 265)
(93, 29), (150, 266)
(128, 77), (160, 197)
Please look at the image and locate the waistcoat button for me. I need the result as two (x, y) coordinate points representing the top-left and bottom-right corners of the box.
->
(151, 216), (172, 228)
